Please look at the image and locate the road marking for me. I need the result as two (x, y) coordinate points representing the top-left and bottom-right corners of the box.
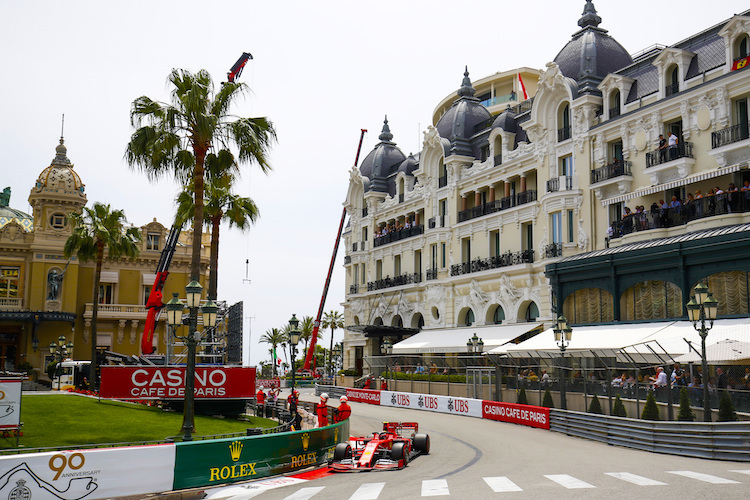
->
(349, 482), (385, 500)
(605, 472), (667, 486)
(729, 470), (750, 475)
(205, 477), (308, 499)
(282, 486), (326, 500)
(544, 474), (595, 489)
(483, 476), (523, 492)
(666, 471), (740, 484)
(421, 479), (450, 496)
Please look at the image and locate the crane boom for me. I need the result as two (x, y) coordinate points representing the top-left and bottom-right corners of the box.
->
(302, 129), (367, 371)
(227, 52), (253, 83)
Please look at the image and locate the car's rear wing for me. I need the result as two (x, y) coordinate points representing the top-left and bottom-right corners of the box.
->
(383, 422), (419, 434)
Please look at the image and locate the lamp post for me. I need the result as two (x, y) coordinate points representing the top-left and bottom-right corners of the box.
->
(49, 334), (73, 391)
(333, 343), (343, 373)
(553, 316), (572, 410)
(686, 283), (718, 422)
(165, 281), (218, 442)
(380, 338), (392, 390)
(288, 314), (301, 392)
(466, 333), (484, 356)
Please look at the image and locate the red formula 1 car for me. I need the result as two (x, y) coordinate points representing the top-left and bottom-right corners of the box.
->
(329, 421), (430, 472)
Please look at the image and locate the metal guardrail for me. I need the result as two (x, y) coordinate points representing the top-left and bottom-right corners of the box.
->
(549, 409), (750, 462)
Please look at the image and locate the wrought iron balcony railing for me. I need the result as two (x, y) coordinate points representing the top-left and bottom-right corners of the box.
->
(712, 122), (750, 149)
(373, 225), (425, 248)
(367, 272), (422, 291)
(449, 250), (534, 276)
(645, 141), (693, 168)
(590, 160), (632, 184)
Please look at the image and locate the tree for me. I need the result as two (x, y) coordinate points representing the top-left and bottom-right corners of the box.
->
(299, 316), (318, 354)
(258, 328), (285, 377)
(542, 388), (555, 408)
(64, 203), (141, 388)
(718, 390), (738, 422)
(126, 68), (276, 286)
(641, 390), (660, 420)
(517, 387), (528, 405)
(322, 310), (344, 376)
(612, 394), (627, 417)
(677, 387), (695, 422)
(588, 393), (603, 414)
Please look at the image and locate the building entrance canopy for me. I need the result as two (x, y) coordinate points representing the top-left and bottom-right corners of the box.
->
(392, 323), (543, 354)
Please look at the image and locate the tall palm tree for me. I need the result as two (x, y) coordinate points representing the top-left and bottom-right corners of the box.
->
(259, 327), (285, 377)
(322, 310), (345, 376)
(64, 203), (141, 388)
(125, 68), (276, 285)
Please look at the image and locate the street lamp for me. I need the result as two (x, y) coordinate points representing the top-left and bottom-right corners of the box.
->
(553, 316), (572, 410)
(288, 314), (301, 392)
(380, 338), (392, 390)
(686, 283), (718, 422)
(49, 334), (73, 391)
(333, 343), (343, 373)
(466, 333), (484, 354)
(165, 281), (218, 442)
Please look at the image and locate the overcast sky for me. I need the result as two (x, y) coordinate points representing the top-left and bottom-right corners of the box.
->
(1, 1), (747, 368)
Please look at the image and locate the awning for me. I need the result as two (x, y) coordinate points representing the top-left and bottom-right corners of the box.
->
(675, 338), (750, 364)
(346, 324), (420, 338)
(392, 323), (543, 354)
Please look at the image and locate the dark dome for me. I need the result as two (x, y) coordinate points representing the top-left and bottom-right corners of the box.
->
(553, 1), (633, 95)
(359, 117), (406, 194)
(436, 68), (492, 156)
(491, 105), (517, 133)
(398, 154), (418, 175)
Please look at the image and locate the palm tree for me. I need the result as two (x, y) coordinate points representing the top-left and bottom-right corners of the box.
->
(63, 203), (141, 388)
(175, 171), (259, 299)
(259, 327), (285, 377)
(126, 68), (276, 285)
(322, 310), (344, 376)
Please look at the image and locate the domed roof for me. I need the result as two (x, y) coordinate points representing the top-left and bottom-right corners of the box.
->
(553, 1), (633, 95)
(436, 67), (492, 156)
(491, 105), (517, 133)
(398, 154), (418, 176)
(0, 188), (33, 232)
(31, 138), (86, 196)
(359, 117), (406, 194)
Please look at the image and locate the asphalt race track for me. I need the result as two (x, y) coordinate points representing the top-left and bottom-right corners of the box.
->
(201, 391), (750, 500)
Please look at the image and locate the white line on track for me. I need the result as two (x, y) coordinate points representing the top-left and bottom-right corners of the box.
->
(483, 476), (523, 492)
(605, 472), (667, 486)
(544, 474), (596, 489)
(349, 482), (386, 500)
(666, 471), (740, 484)
(729, 470), (750, 475)
(282, 486), (326, 500)
(421, 479), (450, 496)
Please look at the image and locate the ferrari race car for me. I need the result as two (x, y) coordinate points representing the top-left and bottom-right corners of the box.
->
(329, 421), (430, 471)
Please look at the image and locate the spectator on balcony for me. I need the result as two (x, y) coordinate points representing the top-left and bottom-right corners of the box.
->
(727, 183), (739, 213)
(658, 134), (667, 163)
(669, 196), (681, 209)
(668, 132), (678, 160)
(659, 199), (669, 227)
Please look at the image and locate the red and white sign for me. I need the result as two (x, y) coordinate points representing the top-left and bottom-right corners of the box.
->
(0, 377), (22, 429)
(100, 366), (255, 399)
(258, 378), (280, 389)
(482, 401), (549, 429)
(380, 391), (482, 418)
(732, 55), (750, 71)
(345, 388), (381, 404)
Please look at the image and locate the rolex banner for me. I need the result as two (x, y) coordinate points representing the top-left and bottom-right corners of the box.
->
(99, 366), (256, 399)
(0, 377), (22, 429)
(172, 420), (349, 490)
(0, 445), (175, 500)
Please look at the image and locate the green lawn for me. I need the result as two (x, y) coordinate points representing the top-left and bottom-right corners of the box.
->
(1, 394), (275, 451)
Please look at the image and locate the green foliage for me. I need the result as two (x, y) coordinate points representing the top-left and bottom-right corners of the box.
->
(588, 393), (603, 414)
(517, 387), (528, 405)
(16, 361), (33, 376)
(46, 362), (58, 381)
(339, 369), (359, 377)
(541, 388), (554, 408)
(611, 394), (627, 417)
(718, 390), (738, 422)
(677, 387), (695, 422)
(641, 390), (660, 421)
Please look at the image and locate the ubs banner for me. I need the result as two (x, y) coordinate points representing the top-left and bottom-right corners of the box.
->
(99, 366), (256, 399)
(172, 420), (350, 490)
(379, 391), (483, 418)
(0, 445), (175, 500)
(0, 377), (22, 430)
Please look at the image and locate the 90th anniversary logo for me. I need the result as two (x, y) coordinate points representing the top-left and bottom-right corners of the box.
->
(0, 454), (100, 500)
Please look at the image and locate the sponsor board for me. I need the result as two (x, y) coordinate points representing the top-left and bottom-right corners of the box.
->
(732, 55), (750, 71)
(345, 388), (381, 404)
(482, 401), (550, 429)
(0, 377), (22, 429)
(257, 378), (280, 389)
(0, 445), (175, 500)
(99, 366), (255, 399)
(379, 391), (482, 418)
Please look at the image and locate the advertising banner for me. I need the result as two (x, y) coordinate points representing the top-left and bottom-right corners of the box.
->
(173, 420), (349, 490)
(732, 55), (750, 71)
(257, 378), (280, 389)
(0, 445), (175, 500)
(0, 377), (22, 429)
(379, 391), (482, 418)
(345, 388), (381, 404)
(99, 366), (256, 400)
(482, 401), (550, 429)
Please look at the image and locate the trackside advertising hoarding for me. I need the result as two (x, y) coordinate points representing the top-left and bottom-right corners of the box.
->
(379, 391), (483, 418)
(0, 445), (175, 500)
(345, 388), (381, 404)
(99, 366), (255, 399)
(482, 401), (550, 429)
(0, 377), (22, 429)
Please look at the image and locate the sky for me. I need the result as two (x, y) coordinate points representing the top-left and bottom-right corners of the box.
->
(1, 0), (748, 368)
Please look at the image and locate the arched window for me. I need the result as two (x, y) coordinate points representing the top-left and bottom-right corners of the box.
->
(464, 308), (475, 326)
(525, 302), (539, 322)
(493, 306), (505, 324)
(493, 136), (503, 165)
(562, 288), (614, 323)
(438, 159), (447, 188)
(558, 104), (571, 142)
(412, 313), (425, 329)
(391, 315), (403, 327)
(736, 34), (749, 59)
(609, 90), (621, 118)
(666, 65), (679, 96)
(620, 280), (682, 321)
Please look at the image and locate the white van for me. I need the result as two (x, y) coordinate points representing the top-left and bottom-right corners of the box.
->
(51, 360), (90, 391)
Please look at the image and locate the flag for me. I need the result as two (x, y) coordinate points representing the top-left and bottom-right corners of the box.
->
(518, 72), (528, 100)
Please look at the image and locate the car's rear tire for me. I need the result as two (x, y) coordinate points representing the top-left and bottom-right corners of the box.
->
(413, 433), (430, 454)
(391, 442), (409, 466)
(333, 442), (352, 461)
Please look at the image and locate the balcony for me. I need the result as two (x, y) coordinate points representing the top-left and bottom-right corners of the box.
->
(712, 122), (750, 149)
(609, 192), (750, 239)
(608, 106), (620, 119)
(438, 175), (448, 188)
(557, 126), (571, 142)
(591, 160), (631, 184)
(373, 224), (425, 248)
(349, 284), (359, 294)
(457, 191), (536, 224)
(665, 83), (679, 97)
(352, 241), (367, 252)
(367, 272), (422, 291)
(543, 242), (563, 259)
(646, 142), (693, 168)
(344, 255), (351, 264)
(0, 297), (23, 311)
(480, 92), (517, 108)
(450, 250), (534, 276)
(426, 268), (438, 280)
(398, 193), (405, 203)
(84, 303), (148, 320)
(494, 153), (502, 166)
(546, 176), (574, 193)
(362, 207), (368, 217)
(428, 215), (449, 229)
